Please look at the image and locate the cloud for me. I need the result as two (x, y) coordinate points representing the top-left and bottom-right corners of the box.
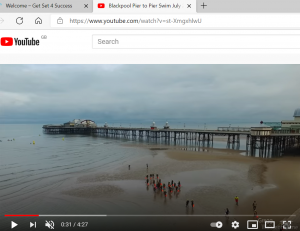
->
(0, 64), (299, 126)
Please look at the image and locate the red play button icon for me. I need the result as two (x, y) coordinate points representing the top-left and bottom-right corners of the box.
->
(1, 37), (13, 46)
(98, 3), (105, 8)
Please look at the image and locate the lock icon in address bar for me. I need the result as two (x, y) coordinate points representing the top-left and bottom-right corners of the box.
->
(57, 17), (63, 24)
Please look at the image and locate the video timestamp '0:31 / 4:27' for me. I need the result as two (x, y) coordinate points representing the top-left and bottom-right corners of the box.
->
(61, 222), (88, 228)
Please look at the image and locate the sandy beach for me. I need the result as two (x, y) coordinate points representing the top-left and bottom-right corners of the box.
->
(48, 143), (300, 230)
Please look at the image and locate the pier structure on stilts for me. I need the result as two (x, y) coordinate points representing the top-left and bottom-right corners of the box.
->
(43, 122), (300, 158)
(43, 108), (300, 157)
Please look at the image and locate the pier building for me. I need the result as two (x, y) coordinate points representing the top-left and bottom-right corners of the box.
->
(281, 108), (300, 130)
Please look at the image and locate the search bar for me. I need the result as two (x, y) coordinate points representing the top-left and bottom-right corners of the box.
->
(92, 34), (300, 49)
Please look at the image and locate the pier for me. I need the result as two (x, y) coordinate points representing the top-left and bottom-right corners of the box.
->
(43, 124), (300, 157)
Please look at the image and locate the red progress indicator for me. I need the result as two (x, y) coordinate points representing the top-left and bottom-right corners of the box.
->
(5, 215), (39, 217)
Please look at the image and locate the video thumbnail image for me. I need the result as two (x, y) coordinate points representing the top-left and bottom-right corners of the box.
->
(0, 65), (299, 231)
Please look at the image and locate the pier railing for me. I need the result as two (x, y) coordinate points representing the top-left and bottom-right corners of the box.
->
(271, 129), (300, 134)
(217, 127), (251, 132)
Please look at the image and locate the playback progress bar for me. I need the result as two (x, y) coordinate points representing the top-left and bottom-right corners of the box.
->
(4, 214), (296, 217)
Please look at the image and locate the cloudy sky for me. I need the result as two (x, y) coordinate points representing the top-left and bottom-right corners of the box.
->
(0, 65), (299, 127)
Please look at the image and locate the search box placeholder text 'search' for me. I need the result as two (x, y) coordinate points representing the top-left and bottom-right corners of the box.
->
(92, 34), (300, 49)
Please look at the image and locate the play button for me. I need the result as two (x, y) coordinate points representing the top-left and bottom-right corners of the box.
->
(11, 221), (18, 229)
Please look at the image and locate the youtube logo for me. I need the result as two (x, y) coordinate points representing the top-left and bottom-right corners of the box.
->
(98, 3), (105, 8)
(1, 37), (13, 46)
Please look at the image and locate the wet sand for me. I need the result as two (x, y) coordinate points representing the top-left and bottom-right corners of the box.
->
(46, 144), (300, 230)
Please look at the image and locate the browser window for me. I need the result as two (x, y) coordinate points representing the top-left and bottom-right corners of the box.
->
(1, 1), (300, 231)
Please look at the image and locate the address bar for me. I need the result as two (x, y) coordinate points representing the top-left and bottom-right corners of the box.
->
(51, 14), (300, 28)
(51, 14), (202, 28)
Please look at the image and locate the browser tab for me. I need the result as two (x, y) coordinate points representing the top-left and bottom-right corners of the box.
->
(93, 0), (196, 13)
(0, 0), (93, 13)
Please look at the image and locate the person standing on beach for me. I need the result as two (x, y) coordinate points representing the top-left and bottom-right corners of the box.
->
(225, 208), (229, 215)
(254, 209), (257, 217)
(186, 200), (189, 207)
(178, 181), (181, 188)
(235, 196), (239, 205)
(128, 165), (130, 170)
(279, 223), (284, 231)
(171, 180), (173, 186)
(253, 201), (257, 210)
(191, 200), (194, 208)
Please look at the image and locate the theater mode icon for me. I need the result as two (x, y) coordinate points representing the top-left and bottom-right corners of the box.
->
(1, 37), (13, 46)
(98, 3), (105, 8)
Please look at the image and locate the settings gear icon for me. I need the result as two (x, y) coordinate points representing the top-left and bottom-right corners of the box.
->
(231, 221), (239, 229)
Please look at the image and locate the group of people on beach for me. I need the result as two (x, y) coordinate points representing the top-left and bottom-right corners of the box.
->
(144, 173), (192, 206)
(137, 164), (258, 215)
(146, 174), (182, 196)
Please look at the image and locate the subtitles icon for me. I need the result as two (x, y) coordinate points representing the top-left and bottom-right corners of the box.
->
(247, 220), (258, 229)
(210, 221), (223, 228)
